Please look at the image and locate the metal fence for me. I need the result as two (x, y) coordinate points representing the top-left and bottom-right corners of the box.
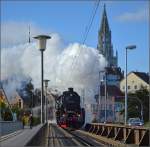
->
(0, 121), (23, 136)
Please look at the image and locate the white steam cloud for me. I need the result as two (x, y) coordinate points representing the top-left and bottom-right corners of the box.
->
(1, 22), (106, 122)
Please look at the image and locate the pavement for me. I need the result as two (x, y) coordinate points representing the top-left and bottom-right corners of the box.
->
(0, 124), (43, 147)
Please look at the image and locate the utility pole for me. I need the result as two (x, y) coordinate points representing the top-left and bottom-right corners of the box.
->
(29, 25), (31, 43)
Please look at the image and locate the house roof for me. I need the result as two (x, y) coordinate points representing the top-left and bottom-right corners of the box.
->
(133, 72), (149, 84)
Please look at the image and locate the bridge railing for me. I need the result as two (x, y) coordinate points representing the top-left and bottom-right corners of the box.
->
(84, 123), (149, 146)
(0, 121), (23, 136)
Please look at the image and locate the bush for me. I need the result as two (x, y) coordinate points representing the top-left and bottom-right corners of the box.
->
(32, 117), (40, 126)
(3, 111), (13, 121)
(92, 117), (98, 123)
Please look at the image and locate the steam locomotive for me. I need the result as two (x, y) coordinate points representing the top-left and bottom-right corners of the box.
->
(55, 88), (85, 129)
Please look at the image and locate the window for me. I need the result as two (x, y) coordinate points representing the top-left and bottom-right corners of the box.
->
(128, 86), (130, 89)
(134, 85), (137, 89)
(19, 99), (21, 108)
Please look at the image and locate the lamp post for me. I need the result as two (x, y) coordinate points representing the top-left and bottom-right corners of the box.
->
(34, 35), (51, 124)
(98, 79), (104, 122)
(98, 71), (101, 122)
(125, 45), (136, 125)
(104, 68), (107, 123)
(44, 79), (50, 123)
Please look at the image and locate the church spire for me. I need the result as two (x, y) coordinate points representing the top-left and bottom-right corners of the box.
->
(97, 4), (118, 67)
(100, 4), (110, 33)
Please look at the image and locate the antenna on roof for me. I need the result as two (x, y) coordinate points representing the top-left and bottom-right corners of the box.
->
(28, 25), (31, 43)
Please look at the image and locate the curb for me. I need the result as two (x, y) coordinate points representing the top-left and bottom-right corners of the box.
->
(0, 130), (23, 142)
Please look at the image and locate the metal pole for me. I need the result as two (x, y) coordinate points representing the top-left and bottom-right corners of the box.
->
(31, 91), (33, 114)
(82, 89), (85, 108)
(104, 70), (107, 123)
(46, 89), (48, 122)
(125, 48), (128, 125)
(45, 86), (47, 123)
(41, 50), (44, 124)
(98, 71), (101, 122)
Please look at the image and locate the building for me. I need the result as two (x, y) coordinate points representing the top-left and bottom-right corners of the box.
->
(100, 67), (124, 87)
(10, 92), (24, 109)
(0, 89), (7, 106)
(114, 96), (124, 123)
(95, 5), (125, 122)
(95, 85), (124, 122)
(97, 4), (118, 67)
(120, 71), (149, 93)
(97, 5), (124, 87)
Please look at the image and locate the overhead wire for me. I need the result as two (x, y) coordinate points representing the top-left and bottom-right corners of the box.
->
(68, 0), (100, 83)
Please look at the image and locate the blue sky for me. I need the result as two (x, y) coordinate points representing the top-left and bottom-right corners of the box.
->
(1, 0), (149, 73)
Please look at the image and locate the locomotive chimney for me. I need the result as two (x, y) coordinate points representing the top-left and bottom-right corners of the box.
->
(68, 87), (73, 92)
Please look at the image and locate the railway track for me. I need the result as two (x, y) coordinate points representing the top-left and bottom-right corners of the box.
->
(47, 124), (104, 146)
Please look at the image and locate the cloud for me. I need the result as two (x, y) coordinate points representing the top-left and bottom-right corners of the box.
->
(1, 21), (46, 48)
(1, 21), (106, 123)
(116, 7), (149, 22)
(1, 23), (106, 102)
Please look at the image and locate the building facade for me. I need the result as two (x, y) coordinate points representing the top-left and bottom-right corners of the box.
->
(95, 85), (124, 122)
(101, 67), (124, 87)
(0, 89), (7, 106)
(120, 72), (149, 93)
(10, 92), (24, 109)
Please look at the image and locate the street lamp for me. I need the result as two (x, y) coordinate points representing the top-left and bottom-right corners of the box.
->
(44, 79), (50, 123)
(98, 70), (106, 123)
(125, 45), (136, 125)
(34, 35), (51, 124)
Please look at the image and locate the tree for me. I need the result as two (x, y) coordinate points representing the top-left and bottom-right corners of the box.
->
(11, 105), (23, 121)
(128, 87), (149, 122)
(18, 79), (34, 108)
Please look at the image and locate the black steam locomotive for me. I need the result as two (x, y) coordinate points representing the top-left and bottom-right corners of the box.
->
(55, 88), (85, 129)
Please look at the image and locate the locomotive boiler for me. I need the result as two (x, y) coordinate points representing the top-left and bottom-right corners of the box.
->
(55, 88), (85, 129)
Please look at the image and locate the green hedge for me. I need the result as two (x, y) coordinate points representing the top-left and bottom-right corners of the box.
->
(32, 117), (40, 126)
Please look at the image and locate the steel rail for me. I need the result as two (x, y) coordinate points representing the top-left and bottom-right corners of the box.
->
(48, 124), (104, 146)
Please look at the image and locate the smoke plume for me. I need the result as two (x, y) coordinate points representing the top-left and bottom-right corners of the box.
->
(1, 22), (106, 122)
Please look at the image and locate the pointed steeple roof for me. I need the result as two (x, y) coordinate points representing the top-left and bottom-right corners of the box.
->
(100, 4), (110, 33)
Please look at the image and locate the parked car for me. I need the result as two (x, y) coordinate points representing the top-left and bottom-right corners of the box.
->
(128, 118), (144, 126)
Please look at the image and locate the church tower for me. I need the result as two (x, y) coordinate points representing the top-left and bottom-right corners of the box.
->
(97, 4), (118, 67)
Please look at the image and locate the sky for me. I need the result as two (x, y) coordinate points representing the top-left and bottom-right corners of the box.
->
(1, 0), (149, 73)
